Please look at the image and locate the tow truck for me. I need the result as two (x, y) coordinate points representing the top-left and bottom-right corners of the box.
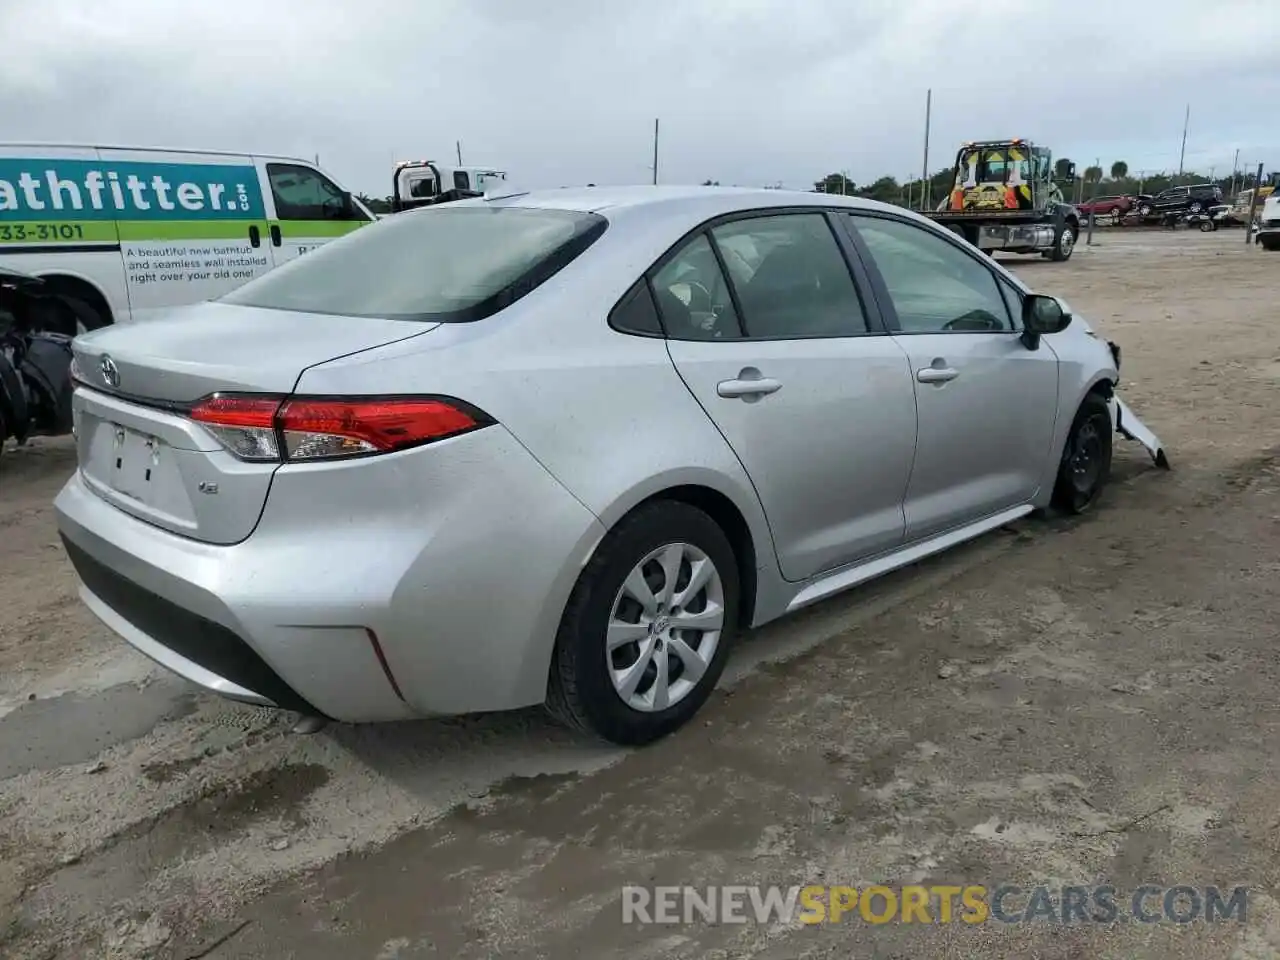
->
(926, 139), (1081, 262)
(390, 160), (509, 212)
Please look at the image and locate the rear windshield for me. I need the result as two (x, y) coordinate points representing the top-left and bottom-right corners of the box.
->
(220, 205), (607, 322)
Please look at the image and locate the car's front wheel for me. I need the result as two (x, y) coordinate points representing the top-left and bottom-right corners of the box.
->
(1052, 394), (1114, 514)
(546, 500), (740, 745)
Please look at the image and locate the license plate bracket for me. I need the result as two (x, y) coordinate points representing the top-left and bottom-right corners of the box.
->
(108, 423), (163, 502)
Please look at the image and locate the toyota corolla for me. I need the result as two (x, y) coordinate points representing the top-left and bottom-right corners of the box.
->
(55, 186), (1166, 746)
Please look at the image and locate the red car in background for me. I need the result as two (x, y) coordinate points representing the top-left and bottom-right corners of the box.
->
(1076, 195), (1135, 221)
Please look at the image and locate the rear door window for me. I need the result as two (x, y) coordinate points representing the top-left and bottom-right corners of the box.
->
(709, 213), (869, 338)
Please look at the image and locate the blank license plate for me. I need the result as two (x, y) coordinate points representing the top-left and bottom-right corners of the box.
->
(107, 423), (163, 502)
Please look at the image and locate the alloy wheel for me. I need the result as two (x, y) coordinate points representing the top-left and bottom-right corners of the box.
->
(607, 542), (725, 712)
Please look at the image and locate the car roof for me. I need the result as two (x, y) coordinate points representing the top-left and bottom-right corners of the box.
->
(467, 184), (915, 232)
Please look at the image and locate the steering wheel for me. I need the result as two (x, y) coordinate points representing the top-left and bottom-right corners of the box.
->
(942, 310), (1002, 332)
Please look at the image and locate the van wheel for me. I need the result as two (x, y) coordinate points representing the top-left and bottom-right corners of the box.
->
(55, 296), (108, 336)
(546, 500), (740, 746)
(1052, 394), (1113, 514)
(34, 279), (112, 336)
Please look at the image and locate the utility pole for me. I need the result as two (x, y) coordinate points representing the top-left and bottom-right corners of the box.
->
(1177, 103), (1190, 177)
(652, 119), (660, 186)
(1230, 147), (1240, 197)
(1245, 162), (1264, 245)
(920, 88), (932, 211)
(456, 141), (463, 165)
(1087, 157), (1100, 246)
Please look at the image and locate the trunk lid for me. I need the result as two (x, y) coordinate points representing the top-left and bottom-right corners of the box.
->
(71, 301), (437, 545)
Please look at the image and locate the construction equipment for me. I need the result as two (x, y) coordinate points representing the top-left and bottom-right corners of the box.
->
(926, 139), (1081, 262)
(390, 161), (509, 212)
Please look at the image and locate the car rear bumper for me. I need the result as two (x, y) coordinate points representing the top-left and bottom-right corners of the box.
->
(55, 425), (607, 722)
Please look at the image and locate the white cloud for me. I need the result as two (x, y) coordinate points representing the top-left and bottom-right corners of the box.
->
(1, 0), (1276, 195)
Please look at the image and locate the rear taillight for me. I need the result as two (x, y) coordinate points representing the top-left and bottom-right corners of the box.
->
(188, 394), (491, 463)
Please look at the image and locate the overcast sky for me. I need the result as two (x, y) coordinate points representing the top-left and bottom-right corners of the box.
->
(2, 0), (1277, 196)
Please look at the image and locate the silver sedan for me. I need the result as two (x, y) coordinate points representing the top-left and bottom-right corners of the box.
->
(55, 186), (1166, 745)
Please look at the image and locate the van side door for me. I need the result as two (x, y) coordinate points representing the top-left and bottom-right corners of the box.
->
(94, 148), (273, 321)
(255, 158), (373, 265)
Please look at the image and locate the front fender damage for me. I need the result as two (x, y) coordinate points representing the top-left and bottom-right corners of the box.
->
(1114, 396), (1170, 469)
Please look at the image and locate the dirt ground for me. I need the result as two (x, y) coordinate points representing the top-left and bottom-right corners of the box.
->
(1, 229), (1278, 959)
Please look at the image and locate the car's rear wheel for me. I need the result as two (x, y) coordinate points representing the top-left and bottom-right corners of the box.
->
(1052, 394), (1113, 514)
(546, 500), (739, 746)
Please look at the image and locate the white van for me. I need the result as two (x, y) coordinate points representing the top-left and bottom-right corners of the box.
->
(0, 144), (375, 332)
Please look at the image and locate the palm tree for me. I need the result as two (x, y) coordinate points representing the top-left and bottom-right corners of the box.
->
(1083, 166), (1104, 183)
(1110, 161), (1129, 180)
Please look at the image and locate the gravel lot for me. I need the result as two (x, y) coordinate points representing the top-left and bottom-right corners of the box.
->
(1, 229), (1277, 959)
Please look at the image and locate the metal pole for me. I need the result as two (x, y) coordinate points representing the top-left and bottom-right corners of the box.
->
(1086, 157), (1100, 245)
(920, 89), (932, 211)
(456, 141), (463, 165)
(1178, 104), (1189, 176)
(1245, 162), (1264, 245)
(1231, 148), (1240, 197)
(652, 119), (660, 186)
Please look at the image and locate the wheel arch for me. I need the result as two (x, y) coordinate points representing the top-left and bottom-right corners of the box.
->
(590, 476), (773, 630)
(29, 271), (114, 332)
(1036, 374), (1115, 507)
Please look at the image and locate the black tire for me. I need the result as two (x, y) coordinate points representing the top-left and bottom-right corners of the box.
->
(1052, 394), (1113, 514)
(1138, 203), (1153, 218)
(1199, 219), (1216, 232)
(1048, 221), (1077, 262)
(57, 295), (108, 335)
(546, 500), (740, 746)
(1189, 201), (1203, 214)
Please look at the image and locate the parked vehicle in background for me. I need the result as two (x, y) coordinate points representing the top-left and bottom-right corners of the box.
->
(926, 139), (1080, 261)
(0, 266), (79, 455)
(1135, 183), (1223, 219)
(391, 161), (509, 212)
(0, 144), (374, 331)
(1257, 192), (1280, 250)
(1076, 195), (1134, 223)
(55, 186), (1167, 745)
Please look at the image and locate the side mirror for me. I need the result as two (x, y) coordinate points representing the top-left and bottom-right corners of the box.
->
(1021, 294), (1071, 349)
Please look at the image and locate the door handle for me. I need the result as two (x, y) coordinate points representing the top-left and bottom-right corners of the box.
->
(917, 366), (959, 384)
(248, 225), (261, 248)
(270, 224), (282, 247)
(717, 368), (782, 400)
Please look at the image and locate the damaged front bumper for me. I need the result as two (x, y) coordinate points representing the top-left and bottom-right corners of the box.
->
(1113, 396), (1170, 469)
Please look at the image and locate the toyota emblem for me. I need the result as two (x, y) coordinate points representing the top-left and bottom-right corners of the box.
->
(100, 355), (120, 389)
